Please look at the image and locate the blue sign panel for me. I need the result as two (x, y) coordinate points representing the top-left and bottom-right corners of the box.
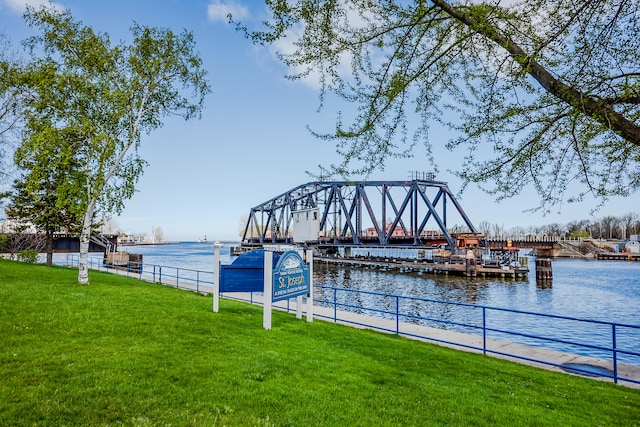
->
(272, 251), (309, 302)
(220, 250), (280, 293)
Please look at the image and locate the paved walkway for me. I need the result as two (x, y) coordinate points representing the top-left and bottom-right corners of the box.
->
(94, 264), (640, 388)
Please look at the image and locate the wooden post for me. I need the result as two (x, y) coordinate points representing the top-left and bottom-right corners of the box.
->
(465, 257), (477, 277)
(535, 258), (553, 281)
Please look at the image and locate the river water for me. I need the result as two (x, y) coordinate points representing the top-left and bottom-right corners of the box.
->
(56, 241), (640, 364)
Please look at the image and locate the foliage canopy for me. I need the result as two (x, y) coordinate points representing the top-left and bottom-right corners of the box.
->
(13, 6), (210, 283)
(239, 0), (640, 212)
(9, 130), (84, 266)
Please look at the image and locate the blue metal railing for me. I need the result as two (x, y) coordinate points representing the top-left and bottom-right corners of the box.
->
(309, 285), (640, 386)
(65, 255), (214, 293)
(66, 255), (640, 386)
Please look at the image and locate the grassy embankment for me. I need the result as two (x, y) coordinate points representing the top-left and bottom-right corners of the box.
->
(1, 259), (639, 426)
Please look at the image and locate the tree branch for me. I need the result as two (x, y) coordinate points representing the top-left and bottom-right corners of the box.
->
(431, 0), (640, 147)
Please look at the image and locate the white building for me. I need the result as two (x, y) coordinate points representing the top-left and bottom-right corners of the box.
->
(292, 208), (320, 243)
(627, 235), (640, 253)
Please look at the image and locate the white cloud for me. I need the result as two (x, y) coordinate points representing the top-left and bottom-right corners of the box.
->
(267, 6), (359, 91)
(207, 0), (248, 23)
(2, 0), (64, 13)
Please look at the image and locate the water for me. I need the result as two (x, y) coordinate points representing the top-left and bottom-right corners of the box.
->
(319, 259), (640, 358)
(56, 242), (640, 364)
(314, 254), (640, 325)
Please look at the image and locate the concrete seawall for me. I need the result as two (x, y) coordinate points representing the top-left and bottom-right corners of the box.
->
(536, 239), (640, 259)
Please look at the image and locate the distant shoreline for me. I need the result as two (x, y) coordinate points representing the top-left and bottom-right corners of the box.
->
(119, 241), (182, 246)
(119, 241), (239, 247)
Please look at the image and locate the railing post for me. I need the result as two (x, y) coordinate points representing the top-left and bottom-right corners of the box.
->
(483, 307), (487, 355)
(333, 288), (338, 322)
(153, 265), (156, 283)
(196, 270), (200, 293)
(159, 266), (162, 284)
(612, 324), (618, 384)
(395, 295), (399, 334)
(176, 268), (180, 288)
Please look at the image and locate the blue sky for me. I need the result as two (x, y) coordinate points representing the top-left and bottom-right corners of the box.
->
(1, 0), (638, 241)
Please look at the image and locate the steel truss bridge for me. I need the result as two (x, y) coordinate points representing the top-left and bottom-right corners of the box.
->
(241, 179), (485, 252)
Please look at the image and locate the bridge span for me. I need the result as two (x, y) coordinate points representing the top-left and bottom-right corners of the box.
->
(486, 238), (557, 250)
(238, 178), (577, 256)
(236, 179), (586, 277)
(240, 178), (489, 254)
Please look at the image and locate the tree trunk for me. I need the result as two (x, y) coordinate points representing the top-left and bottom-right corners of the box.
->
(46, 229), (53, 267)
(78, 200), (96, 285)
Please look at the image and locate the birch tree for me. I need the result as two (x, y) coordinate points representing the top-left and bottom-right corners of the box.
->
(239, 0), (640, 212)
(0, 34), (23, 186)
(17, 7), (210, 284)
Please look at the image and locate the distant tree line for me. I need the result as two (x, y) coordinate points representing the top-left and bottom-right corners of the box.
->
(475, 212), (640, 240)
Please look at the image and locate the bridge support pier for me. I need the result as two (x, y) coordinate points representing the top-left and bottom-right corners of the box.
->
(535, 258), (553, 282)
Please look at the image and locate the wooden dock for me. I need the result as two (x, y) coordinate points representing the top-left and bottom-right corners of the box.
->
(315, 256), (529, 279)
(103, 251), (143, 273)
(596, 252), (640, 261)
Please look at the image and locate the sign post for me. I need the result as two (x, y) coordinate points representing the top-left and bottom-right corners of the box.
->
(306, 249), (314, 322)
(263, 251), (273, 330)
(296, 249), (304, 320)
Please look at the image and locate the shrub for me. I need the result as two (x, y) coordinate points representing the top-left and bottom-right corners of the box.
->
(0, 234), (8, 252)
(17, 249), (40, 263)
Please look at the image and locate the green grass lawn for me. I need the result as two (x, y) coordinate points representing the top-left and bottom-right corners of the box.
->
(1, 259), (639, 426)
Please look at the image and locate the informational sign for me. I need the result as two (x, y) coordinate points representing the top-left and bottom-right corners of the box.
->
(219, 249), (278, 293)
(213, 248), (313, 330)
(272, 250), (309, 302)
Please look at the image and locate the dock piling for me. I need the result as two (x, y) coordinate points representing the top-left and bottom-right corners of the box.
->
(535, 258), (553, 282)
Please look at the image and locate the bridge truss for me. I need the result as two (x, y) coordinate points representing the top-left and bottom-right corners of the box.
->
(241, 179), (484, 251)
